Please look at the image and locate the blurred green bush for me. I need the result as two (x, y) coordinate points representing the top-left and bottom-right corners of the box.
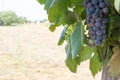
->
(0, 11), (27, 26)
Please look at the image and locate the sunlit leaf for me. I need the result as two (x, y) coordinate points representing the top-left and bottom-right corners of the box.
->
(79, 46), (94, 62)
(58, 25), (69, 45)
(114, 0), (120, 13)
(90, 48), (102, 77)
(71, 22), (84, 59)
(65, 39), (80, 72)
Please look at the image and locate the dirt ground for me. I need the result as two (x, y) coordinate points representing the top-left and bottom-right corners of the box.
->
(0, 23), (101, 80)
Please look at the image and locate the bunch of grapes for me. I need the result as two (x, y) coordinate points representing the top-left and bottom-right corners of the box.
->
(83, 0), (109, 46)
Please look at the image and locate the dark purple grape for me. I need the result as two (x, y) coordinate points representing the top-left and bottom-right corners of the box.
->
(91, 19), (95, 24)
(102, 34), (106, 40)
(99, 2), (106, 8)
(96, 30), (102, 36)
(92, 0), (98, 5)
(95, 17), (102, 22)
(94, 39), (101, 46)
(93, 27), (99, 30)
(105, 2), (109, 7)
(89, 6), (95, 12)
(96, 36), (102, 40)
(95, 8), (100, 14)
(90, 34), (96, 39)
(98, 0), (103, 2)
(101, 30), (106, 34)
(95, 21), (102, 27)
(87, 2), (93, 8)
(94, 5), (99, 8)
(102, 7), (109, 14)
(100, 24), (107, 29)
(86, 9), (93, 15)
(89, 30), (96, 34)
(92, 13), (98, 18)
(99, 13), (103, 17)
(102, 18), (109, 24)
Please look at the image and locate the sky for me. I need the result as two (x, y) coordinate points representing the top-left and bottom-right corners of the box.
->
(0, 0), (47, 21)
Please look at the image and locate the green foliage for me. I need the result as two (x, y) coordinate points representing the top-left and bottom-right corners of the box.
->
(37, 0), (120, 77)
(90, 49), (102, 77)
(79, 46), (94, 62)
(58, 25), (68, 45)
(65, 40), (80, 72)
(0, 11), (26, 26)
(71, 22), (84, 59)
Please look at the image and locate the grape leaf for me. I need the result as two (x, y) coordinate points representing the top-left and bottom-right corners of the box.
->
(49, 24), (56, 32)
(37, 0), (46, 4)
(90, 48), (102, 77)
(71, 22), (84, 59)
(114, 0), (120, 13)
(65, 39), (80, 72)
(79, 46), (95, 62)
(58, 25), (69, 45)
(45, 0), (55, 10)
(108, 46), (120, 76)
(69, 0), (83, 7)
(46, 0), (68, 24)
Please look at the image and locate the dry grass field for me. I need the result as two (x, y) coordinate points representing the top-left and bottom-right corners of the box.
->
(0, 23), (101, 80)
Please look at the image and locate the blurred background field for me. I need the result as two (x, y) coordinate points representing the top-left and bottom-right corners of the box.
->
(0, 23), (101, 80)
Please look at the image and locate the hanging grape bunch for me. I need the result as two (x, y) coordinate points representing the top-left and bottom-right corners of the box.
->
(84, 0), (109, 46)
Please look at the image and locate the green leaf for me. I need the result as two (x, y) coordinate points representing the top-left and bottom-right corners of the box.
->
(47, 0), (68, 23)
(114, 0), (120, 13)
(79, 46), (94, 62)
(37, 0), (46, 4)
(65, 39), (80, 72)
(90, 48), (102, 77)
(71, 22), (84, 59)
(61, 11), (77, 25)
(58, 25), (69, 45)
(69, 0), (83, 7)
(45, 0), (55, 10)
(49, 24), (56, 32)
(73, 4), (85, 20)
(108, 15), (120, 38)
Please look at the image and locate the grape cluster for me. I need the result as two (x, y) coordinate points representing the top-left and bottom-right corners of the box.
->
(83, 0), (109, 46)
